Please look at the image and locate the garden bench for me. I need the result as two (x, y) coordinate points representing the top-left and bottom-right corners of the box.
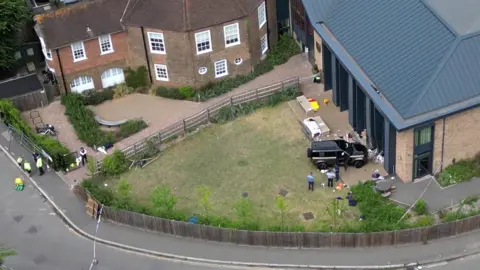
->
(296, 95), (313, 113)
(94, 115), (127, 127)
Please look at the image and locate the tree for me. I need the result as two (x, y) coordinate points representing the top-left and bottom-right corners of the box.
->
(0, 0), (30, 70)
(150, 185), (177, 214)
(196, 185), (213, 217)
(233, 198), (253, 227)
(0, 246), (16, 266)
(275, 195), (288, 229)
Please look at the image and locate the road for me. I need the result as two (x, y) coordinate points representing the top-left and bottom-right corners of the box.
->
(0, 151), (240, 270)
(427, 254), (480, 270)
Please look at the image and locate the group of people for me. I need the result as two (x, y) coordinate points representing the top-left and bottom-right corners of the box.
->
(306, 163), (343, 191)
(16, 152), (45, 176)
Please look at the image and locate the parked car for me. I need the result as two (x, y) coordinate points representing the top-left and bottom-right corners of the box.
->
(306, 139), (368, 169)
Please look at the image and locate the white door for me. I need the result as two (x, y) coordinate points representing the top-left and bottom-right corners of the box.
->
(70, 76), (95, 93)
(101, 68), (125, 88)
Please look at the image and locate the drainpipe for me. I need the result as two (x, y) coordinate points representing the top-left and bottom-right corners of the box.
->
(440, 117), (446, 172)
(288, 0), (292, 35)
(56, 49), (68, 94)
(265, 0), (271, 51)
(140, 27), (153, 84)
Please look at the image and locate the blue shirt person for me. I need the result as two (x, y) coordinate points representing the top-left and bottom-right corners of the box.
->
(307, 172), (315, 191)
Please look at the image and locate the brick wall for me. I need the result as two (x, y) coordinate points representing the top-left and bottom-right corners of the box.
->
(395, 129), (414, 182)
(49, 31), (129, 93)
(433, 106), (480, 173)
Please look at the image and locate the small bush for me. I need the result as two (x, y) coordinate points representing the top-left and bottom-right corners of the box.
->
(119, 120), (147, 138)
(102, 150), (128, 176)
(410, 215), (434, 228)
(125, 66), (148, 89)
(179, 86), (194, 99)
(438, 157), (480, 186)
(82, 88), (114, 106)
(155, 86), (185, 100)
(414, 200), (427, 215)
(113, 84), (134, 99)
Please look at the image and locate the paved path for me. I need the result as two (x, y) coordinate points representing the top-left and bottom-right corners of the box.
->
(0, 152), (237, 270)
(432, 253), (480, 270)
(391, 176), (480, 211)
(2, 123), (480, 268)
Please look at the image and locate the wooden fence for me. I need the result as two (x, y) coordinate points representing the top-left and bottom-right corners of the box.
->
(9, 89), (48, 111)
(92, 77), (300, 175)
(75, 186), (480, 248)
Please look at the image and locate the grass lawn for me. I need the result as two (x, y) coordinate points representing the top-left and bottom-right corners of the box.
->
(438, 154), (480, 187)
(106, 103), (360, 230)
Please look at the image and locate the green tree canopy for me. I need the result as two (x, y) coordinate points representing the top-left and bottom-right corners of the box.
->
(0, 0), (30, 70)
(0, 246), (16, 265)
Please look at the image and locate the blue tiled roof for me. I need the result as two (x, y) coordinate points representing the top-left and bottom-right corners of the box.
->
(302, 0), (339, 24)
(325, 0), (457, 118)
(409, 34), (480, 117)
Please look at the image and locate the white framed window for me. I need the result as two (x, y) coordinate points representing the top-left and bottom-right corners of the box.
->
(257, 1), (267, 29)
(224, 23), (240, 47)
(234, 57), (243, 65)
(148, 32), (166, 54)
(71, 41), (86, 62)
(198, 67), (207, 75)
(101, 68), (125, 88)
(98, 34), (114, 55)
(154, 64), (169, 81)
(260, 33), (268, 55)
(39, 37), (52, 60)
(70, 76), (94, 92)
(195, 30), (212, 54)
(214, 59), (228, 78)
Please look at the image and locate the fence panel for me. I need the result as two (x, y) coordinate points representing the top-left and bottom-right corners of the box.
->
(9, 90), (49, 111)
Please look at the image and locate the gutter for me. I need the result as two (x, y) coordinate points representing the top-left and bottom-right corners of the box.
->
(55, 49), (68, 94)
(140, 27), (153, 84)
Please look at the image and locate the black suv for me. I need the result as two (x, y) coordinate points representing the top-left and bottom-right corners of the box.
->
(306, 139), (368, 169)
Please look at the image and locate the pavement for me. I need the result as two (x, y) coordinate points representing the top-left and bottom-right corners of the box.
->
(391, 176), (480, 211)
(2, 123), (480, 269)
(0, 151), (241, 270)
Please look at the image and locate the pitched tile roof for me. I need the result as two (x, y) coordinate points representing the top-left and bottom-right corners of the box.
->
(122, 0), (263, 31)
(35, 0), (129, 49)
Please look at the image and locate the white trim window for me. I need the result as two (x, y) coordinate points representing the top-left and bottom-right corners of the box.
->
(148, 32), (166, 54)
(70, 76), (94, 92)
(214, 59), (228, 78)
(154, 64), (169, 81)
(257, 1), (267, 29)
(98, 34), (114, 55)
(195, 30), (212, 54)
(224, 23), (240, 47)
(260, 33), (268, 55)
(39, 37), (52, 60)
(101, 68), (125, 88)
(71, 41), (86, 62)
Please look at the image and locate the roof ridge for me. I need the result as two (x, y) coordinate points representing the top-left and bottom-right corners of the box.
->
(233, 0), (248, 15)
(121, 0), (141, 24)
(420, 0), (459, 37)
(183, 0), (191, 31)
(404, 38), (462, 117)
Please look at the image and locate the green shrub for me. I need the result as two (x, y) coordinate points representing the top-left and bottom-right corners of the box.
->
(61, 94), (113, 147)
(155, 86), (185, 100)
(0, 99), (73, 171)
(125, 66), (148, 89)
(438, 156), (480, 186)
(179, 86), (194, 99)
(214, 86), (300, 123)
(410, 215), (434, 228)
(102, 150), (128, 176)
(113, 84), (134, 99)
(82, 88), (114, 106)
(119, 120), (148, 138)
(350, 182), (407, 232)
(414, 199), (427, 215)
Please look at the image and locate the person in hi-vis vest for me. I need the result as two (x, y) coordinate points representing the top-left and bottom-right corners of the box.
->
(36, 157), (45, 176)
(23, 160), (32, 174)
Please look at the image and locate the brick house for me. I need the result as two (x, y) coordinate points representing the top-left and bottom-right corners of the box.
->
(34, 0), (278, 94)
(299, 0), (480, 182)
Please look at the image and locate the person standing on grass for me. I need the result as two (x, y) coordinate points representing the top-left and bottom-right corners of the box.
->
(307, 172), (315, 191)
(334, 163), (340, 182)
(36, 157), (45, 176)
(326, 170), (335, 188)
(79, 147), (88, 166)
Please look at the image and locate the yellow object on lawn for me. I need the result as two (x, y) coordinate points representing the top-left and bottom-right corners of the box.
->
(307, 98), (320, 112)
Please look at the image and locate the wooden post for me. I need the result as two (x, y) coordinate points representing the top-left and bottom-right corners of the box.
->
(206, 109), (210, 122)
(183, 120), (187, 134)
(281, 81), (284, 90)
(255, 89), (259, 100)
(230, 97), (234, 106)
